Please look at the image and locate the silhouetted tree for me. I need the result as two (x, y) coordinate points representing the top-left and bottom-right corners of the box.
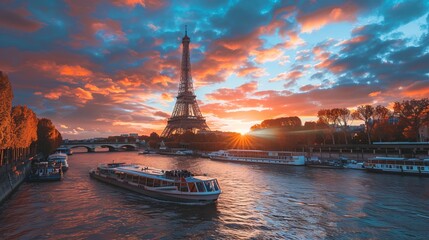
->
(317, 109), (336, 144)
(394, 98), (429, 141)
(373, 105), (392, 142)
(352, 105), (375, 144)
(332, 108), (352, 144)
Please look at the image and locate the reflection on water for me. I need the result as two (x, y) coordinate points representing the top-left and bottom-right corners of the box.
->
(1, 152), (428, 239)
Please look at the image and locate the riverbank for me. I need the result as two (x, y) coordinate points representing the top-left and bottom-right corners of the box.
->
(0, 159), (32, 204)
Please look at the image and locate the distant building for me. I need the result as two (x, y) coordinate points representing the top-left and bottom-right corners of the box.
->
(120, 134), (129, 137)
(129, 133), (138, 137)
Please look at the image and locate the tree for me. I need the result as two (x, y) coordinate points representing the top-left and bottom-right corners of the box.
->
(393, 98), (429, 141)
(331, 108), (352, 144)
(11, 106), (38, 148)
(352, 105), (375, 144)
(37, 118), (62, 156)
(373, 105), (392, 141)
(0, 71), (13, 165)
(317, 109), (337, 144)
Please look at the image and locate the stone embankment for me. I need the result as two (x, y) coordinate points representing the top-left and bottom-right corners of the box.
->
(0, 159), (31, 204)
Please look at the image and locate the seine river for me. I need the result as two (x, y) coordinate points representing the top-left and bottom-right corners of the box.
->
(1, 151), (428, 239)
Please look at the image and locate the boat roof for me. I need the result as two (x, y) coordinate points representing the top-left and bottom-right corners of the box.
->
(222, 149), (304, 154)
(100, 164), (216, 181)
(48, 153), (68, 158)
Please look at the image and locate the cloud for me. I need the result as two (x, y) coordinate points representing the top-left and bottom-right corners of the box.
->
(112, 0), (165, 9)
(269, 71), (303, 83)
(298, 3), (359, 33)
(0, 9), (42, 32)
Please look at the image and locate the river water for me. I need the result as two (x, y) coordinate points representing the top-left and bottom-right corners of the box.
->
(0, 151), (428, 239)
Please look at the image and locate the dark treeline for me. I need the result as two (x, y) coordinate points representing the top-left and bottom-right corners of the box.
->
(0, 71), (62, 167)
(161, 98), (429, 151)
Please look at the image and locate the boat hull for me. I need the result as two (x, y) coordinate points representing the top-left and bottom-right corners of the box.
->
(306, 164), (344, 169)
(28, 174), (63, 182)
(210, 156), (305, 166)
(89, 172), (220, 204)
(366, 168), (429, 177)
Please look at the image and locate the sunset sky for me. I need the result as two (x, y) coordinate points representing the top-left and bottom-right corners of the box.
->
(1, 0), (428, 139)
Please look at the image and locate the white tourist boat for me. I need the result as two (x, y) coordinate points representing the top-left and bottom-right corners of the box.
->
(365, 157), (429, 176)
(89, 163), (221, 204)
(48, 153), (69, 171)
(209, 149), (306, 166)
(344, 160), (365, 170)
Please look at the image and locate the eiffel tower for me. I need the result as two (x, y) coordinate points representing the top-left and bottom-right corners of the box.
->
(161, 27), (210, 138)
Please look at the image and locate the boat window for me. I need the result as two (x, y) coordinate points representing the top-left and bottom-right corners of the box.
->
(139, 177), (147, 185)
(213, 180), (220, 191)
(188, 182), (197, 192)
(154, 179), (161, 187)
(204, 181), (215, 192)
(132, 176), (138, 183)
(180, 182), (189, 192)
(196, 182), (206, 192)
(126, 174), (133, 181)
(162, 181), (173, 187)
(147, 178), (154, 187)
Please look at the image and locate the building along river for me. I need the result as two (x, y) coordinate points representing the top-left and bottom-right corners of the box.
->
(0, 151), (428, 239)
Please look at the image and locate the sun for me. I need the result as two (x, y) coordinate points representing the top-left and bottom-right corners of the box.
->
(238, 129), (249, 136)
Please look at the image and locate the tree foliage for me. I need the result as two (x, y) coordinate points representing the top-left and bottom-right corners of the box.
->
(352, 105), (375, 144)
(37, 118), (63, 156)
(11, 106), (38, 148)
(251, 117), (302, 131)
(393, 98), (429, 141)
(0, 71), (13, 149)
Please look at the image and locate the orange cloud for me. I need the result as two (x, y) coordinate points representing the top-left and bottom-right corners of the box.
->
(113, 0), (165, 9)
(74, 87), (93, 102)
(298, 4), (359, 33)
(206, 81), (258, 101)
(35, 61), (93, 77)
(152, 75), (174, 86)
(59, 65), (92, 76)
(369, 91), (381, 97)
(400, 82), (429, 98)
(251, 47), (284, 64)
(161, 93), (174, 102)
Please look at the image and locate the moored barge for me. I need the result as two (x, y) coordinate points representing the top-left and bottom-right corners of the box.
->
(365, 157), (429, 176)
(209, 149), (306, 166)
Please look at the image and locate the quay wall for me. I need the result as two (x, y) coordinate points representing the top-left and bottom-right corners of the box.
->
(0, 159), (31, 205)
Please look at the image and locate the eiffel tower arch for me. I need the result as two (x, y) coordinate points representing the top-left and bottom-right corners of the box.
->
(161, 27), (210, 138)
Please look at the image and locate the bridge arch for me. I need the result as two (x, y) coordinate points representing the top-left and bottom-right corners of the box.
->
(119, 144), (137, 151)
(69, 145), (93, 152)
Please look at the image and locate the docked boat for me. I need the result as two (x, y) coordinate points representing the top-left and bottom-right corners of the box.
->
(209, 149), (306, 166)
(343, 160), (365, 170)
(365, 157), (429, 176)
(28, 162), (63, 182)
(89, 163), (221, 204)
(337, 157), (365, 170)
(138, 149), (157, 155)
(56, 147), (72, 155)
(48, 153), (69, 171)
(306, 160), (344, 169)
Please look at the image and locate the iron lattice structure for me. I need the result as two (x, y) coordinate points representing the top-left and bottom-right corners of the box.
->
(161, 28), (210, 138)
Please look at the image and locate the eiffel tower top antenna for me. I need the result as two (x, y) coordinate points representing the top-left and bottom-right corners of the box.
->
(185, 25), (187, 36)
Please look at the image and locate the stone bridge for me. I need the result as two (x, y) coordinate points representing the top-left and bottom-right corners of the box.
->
(60, 142), (138, 152)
